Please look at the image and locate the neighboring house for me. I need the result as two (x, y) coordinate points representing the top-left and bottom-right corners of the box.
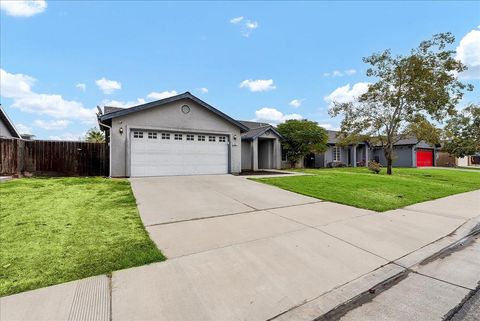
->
(288, 131), (439, 169)
(437, 152), (480, 167)
(240, 121), (282, 171)
(98, 92), (282, 177)
(0, 105), (21, 139)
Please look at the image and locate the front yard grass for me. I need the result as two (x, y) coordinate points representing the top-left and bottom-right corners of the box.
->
(253, 168), (480, 212)
(0, 177), (165, 297)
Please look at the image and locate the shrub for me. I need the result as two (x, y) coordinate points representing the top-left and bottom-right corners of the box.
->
(368, 161), (382, 174)
(327, 161), (347, 168)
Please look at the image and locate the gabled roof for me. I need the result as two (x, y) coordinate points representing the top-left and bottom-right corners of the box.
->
(98, 92), (249, 132)
(239, 120), (284, 140)
(0, 105), (21, 138)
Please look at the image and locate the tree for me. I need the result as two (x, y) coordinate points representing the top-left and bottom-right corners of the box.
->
(277, 119), (328, 167)
(85, 127), (105, 143)
(329, 33), (472, 175)
(442, 103), (480, 157)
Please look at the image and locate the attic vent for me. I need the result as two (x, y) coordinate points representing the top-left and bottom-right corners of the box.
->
(181, 105), (190, 114)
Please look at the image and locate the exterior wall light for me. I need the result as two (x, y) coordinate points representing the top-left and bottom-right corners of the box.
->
(119, 127), (124, 135)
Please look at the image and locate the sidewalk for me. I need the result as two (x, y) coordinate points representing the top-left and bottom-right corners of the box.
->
(1, 190), (479, 321)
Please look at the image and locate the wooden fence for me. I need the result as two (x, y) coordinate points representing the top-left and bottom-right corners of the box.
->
(0, 138), (109, 177)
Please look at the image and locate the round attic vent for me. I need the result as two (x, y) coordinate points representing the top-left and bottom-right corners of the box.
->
(181, 105), (190, 114)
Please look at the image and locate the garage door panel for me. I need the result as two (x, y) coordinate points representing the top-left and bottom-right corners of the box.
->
(416, 149), (433, 167)
(130, 131), (228, 177)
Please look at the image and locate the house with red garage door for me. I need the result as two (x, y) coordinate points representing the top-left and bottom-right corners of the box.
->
(298, 132), (439, 169)
(371, 137), (439, 168)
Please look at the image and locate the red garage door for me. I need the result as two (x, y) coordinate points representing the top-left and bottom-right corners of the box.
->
(416, 149), (433, 167)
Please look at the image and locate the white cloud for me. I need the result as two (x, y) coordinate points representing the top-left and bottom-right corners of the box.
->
(101, 98), (146, 108)
(324, 82), (371, 106)
(344, 69), (357, 76)
(49, 132), (86, 141)
(230, 16), (258, 37)
(0, 69), (35, 98)
(76, 83), (86, 91)
(146, 90), (178, 100)
(254, 107), (303, 125)
(34, 119), (70, 130)
(0, 0), (47, 17)
(240, 79), (276, 92)
(456, 26), (480, 80)
(95, 77), (121, 94)
(289, 99), (304, 108)
(197, 87), (208, 94)
(318, 123), (340, 131)
(323, 69), (357, 77)
(1, 69), (97, 123)
(230, 16), (244, 24)
(16, 123), (32, 134)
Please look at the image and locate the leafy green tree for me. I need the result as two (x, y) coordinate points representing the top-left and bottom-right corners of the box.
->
(442, 103), (480, 157)
(330, 33), (472, 175)
(85, 127), (105, 143)
(277, 119), (328, 167)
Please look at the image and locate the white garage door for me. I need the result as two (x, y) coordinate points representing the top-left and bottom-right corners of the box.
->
(130, 130), (229, 177)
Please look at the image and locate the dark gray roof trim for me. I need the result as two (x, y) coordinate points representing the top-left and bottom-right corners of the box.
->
(0, 105), (21, 138)
(242, 125), (284, 140)
(98, 92), (249, 132)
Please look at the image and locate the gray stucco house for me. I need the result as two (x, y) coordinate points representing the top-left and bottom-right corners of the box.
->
(0, 105), (21, 139)
(98, 92), (282, 177)
(240, 121), (282, 171)
(301, 131), (438, 169)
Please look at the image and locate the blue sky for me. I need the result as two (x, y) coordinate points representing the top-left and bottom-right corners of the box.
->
(1, 1), (479, 140)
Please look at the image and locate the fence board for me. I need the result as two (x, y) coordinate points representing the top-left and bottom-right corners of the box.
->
(0, 138), (109, 176)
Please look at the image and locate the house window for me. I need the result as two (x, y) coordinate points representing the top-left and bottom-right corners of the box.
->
(148, 132), (157, 139)
(174, 134), (183, 140)
(219, 136), (226, 143)
(186, 134), (194, 141)
(281, 149), (288, 162)
(198, 135), (205, 141)
(133, 131), (143, 138)
(209, 136), (216, 142)
(161, 133), (170, 140)
(333, 147), (341, 162)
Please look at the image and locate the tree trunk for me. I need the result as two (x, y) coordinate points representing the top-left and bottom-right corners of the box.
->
(384, 146), (393, 175)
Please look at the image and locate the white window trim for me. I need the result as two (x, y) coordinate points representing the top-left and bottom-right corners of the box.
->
(333, 147), (341, 162)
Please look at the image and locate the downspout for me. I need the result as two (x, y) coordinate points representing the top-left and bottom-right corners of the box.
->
(98, 120), (112, 177)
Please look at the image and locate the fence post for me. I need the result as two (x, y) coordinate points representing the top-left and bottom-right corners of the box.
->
(17, 139), (25, 177)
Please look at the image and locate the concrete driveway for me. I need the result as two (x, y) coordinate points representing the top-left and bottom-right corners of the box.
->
(114, 175), (474, 321)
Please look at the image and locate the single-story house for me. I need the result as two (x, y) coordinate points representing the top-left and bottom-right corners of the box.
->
(296, 131), (439, 169)
(0, 105), (21, 139)
(98, 92), (281, 177)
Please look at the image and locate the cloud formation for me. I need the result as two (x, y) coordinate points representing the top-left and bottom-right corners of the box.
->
(456, 26), (480, 80)
(76, 83), (86, 92)
(0, 0), (46, 17)
(34, 119), (70, 130)
(289, 99), (304, 108)
(95, 77), (121, 94)
(0, 69), (97, 123)
(230, 16), (258, 37)
(240, 79), (276, 92)
(323, 69), (357, 77)
(254, 107), (302, 125)
(146, 90), (178, 100)
(324, 82), (370, 106)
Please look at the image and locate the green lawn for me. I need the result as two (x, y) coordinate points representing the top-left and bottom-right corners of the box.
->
(253, 168), (480, 212)
(0, 177), (165, 297)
